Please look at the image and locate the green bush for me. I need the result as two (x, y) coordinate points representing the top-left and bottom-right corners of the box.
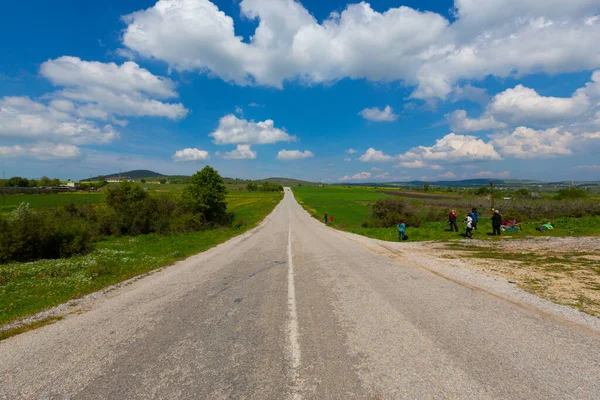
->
(364, 198), (446, 228)
(0, 203), (94, 264)
(555, 188), (589, 200)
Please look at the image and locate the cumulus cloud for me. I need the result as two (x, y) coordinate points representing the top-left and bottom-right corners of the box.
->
(488, 85), (589, 126)
(346, 148), (357, 154)
(491, 126), (574, 158)
(41, 56), (188, 120)
(447, 110), (507, 133)
(451, 84), (489, 104)
(339, 171), (372, 181)
(375, 172), (390, 179)
(399, 133), (501, 164)
(0, 142), (82, 160)
(172, 148), (210, 162)
(439, 171), (457, 179)
(450, 72), (600, 132)
(344, 157), (352, 162)
(575, 164), (600, 169)
(474, 170), (511, 178)
(359, 148), (395, 162)
(220, 144), (257, 160)
(359, 105), (398, 122)
(121, 0), (600, 100)
(210, 114), (295, 145)
(277, 149), (314, 160)
(0, 96), (119, 145)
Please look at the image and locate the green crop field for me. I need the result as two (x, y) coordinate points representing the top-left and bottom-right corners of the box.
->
(293, 186), (600, 242)
(0, 193), (103, 213)
(0, 191), (283, 326)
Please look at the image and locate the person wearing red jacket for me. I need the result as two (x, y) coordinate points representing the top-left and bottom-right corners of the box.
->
(447, 210), (458, 232)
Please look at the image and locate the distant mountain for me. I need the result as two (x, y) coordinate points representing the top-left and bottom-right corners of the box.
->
(260, 177), (318, 186)
(85, 171), (317, 186)
(89, 170), (165, 180)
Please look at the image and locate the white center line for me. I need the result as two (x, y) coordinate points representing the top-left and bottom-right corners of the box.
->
(287, 218), (302, 399)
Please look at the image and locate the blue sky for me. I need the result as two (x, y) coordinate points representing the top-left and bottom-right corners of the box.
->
(1, 0), (600, 182)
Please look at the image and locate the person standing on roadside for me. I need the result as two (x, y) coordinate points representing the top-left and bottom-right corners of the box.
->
(397, 220), (406, 241)
(465, 213), (474, 239)
(448, 209), (458, 232)
(470, 207), (480, 230)
(324, 212), (328, 225)
(491, 209), (502, 236)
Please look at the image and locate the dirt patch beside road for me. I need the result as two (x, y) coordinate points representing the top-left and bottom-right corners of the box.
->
(407, 237), (600, 316)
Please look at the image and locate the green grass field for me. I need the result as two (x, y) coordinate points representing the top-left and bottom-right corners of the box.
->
(293, 186), (600, 242)
(0, 191), (282, 326)
(0, 193), (103, 213)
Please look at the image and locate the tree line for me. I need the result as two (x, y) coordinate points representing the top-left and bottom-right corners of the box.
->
(0, 167), (232, 264)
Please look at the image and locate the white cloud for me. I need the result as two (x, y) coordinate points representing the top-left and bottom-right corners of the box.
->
(346, 148), (357, 154)
(220, 144), (257, 160)
(575, 164), (600, 169)
(396, 159), (445, 170)
(375, 172), (390, 179)
(474, 170), (511, 178)
(439, 171), (457, 179)
(399, 133), (501, 163)
(210, 114), (295, 145)
(449, 72), (600, 133)
(447, 110), (507, 133)
(359, 148), (395, 162)
(371, 167), (382, 171)
(451, 84), (489, 104)
(41, 56), (188, 120)
(0, 96), (119, 145)
(488, 85), (589, 126)
(0, 142), (81, 160)
(339, 171), (372, 181)
(344, 157), (352, 162)
(491, 127), (574, 158)
(172, 148), (210, 162)
(121, 0), (600, 100)
(277, 149), (314, 160)
(358, 105), (398, 122)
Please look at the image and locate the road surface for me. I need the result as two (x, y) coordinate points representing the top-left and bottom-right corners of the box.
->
(1, 188), (600, 399)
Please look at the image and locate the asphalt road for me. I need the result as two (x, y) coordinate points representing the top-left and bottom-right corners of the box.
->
(1, 188), (600, 399)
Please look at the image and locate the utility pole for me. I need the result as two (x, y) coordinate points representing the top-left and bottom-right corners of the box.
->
(490, 180), (494, 211)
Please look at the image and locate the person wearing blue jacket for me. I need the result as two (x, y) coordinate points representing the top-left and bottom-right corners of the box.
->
(397, 220), (406, 241)
(469, 207), (480, 230)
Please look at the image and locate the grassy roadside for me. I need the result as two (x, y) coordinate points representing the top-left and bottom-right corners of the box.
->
(293, 186), (600, 242)
(0, 191), (282, 326)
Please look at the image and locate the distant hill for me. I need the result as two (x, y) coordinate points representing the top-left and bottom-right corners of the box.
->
(89, 170), (165, 180)
(85, 171), (317, 186)
(260, 177), (318, 186)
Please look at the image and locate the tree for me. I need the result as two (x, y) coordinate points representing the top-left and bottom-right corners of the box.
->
(140, 178), (147, 183)
(475, 186), (491, 195)
(51, 178), (60, 186)
(423, 183), (430, 192)
(8, 176), (29, 187)
(98, 175), (105, 182)
(515, 188), (531, 198)
(182, 166), (230, 224)
(39, 176), (52, 186)
(159, 178), (167, 184)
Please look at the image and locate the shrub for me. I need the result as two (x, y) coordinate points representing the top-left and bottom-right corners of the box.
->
(0, 203), (94, 264)
(555, 188), (589, 200)
(366, 198), (446, 228)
